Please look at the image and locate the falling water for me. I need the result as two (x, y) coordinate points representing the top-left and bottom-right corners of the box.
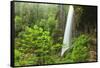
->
(61, 5), (74, 56)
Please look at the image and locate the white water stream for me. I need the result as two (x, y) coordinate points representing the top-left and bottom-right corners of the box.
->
(61, 5), (74, 56)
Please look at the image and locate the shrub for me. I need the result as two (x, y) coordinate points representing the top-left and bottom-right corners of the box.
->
(70, 34), (90, 62)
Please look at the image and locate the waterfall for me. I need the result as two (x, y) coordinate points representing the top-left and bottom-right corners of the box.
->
(61, 5), (74, 56)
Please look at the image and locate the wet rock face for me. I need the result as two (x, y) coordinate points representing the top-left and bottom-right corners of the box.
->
(89, 51), (97, 61)
(72, 6), (97, 36)
(88, 38), (97, 61)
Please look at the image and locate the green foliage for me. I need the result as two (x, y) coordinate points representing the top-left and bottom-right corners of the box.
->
(14, 49), (22, 66)
(15, 16), (23, 36)
(70, 35), (90, 62)
(14, 3), (64, 66)
(63, 35), (90, 62)
(15, 25), (62, 65)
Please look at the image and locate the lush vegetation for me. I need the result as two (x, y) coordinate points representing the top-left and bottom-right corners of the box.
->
(14, 2), (97, 66)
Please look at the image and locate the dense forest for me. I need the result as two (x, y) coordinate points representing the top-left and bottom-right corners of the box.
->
(13, 2), (97, 66)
